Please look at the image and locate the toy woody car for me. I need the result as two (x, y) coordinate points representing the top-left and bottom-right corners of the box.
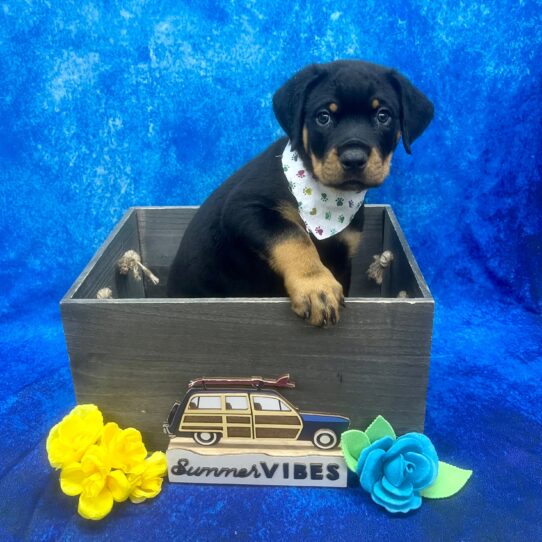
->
(163, 374), (350, 450)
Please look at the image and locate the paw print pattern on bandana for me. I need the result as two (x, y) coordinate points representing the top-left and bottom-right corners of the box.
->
(282, 141), (366, 240)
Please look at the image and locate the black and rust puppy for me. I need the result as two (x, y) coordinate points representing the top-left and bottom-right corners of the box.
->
(167, 60), (433, 326)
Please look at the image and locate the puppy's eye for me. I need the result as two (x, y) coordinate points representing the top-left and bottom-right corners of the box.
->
(376, 108), (392, 124)
(316, 110), (332, 126)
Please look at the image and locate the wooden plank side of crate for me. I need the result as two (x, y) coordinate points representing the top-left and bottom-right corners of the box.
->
(66, 209), (145, 300)
(381, 208), (431, 299)
(136, 207), (199, 298)
(136, 205), (386, 299)
(61, 298), (433, 451)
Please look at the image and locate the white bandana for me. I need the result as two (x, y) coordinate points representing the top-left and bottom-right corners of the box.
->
(281, 141), (367, 240)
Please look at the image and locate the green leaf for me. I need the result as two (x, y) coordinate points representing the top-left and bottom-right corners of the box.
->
(420, 461), (473, 499)
(340, 430), (371, 472)
(365, 415), (396, 443)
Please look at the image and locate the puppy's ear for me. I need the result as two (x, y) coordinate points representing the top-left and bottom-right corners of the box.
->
(273, 64), (325, 150)
(388, 71), (434, 154)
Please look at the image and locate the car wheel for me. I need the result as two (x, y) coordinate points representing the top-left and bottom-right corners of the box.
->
(193, 432), (221, 446)
(313, 428), (338, 450)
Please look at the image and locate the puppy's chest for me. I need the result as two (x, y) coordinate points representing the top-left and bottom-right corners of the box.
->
(313, 227), (363, 263)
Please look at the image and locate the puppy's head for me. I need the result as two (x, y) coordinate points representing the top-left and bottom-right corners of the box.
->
(273, 60), (434, 190)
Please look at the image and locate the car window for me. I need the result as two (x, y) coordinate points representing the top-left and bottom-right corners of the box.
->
(189, 395), (221, 410)
(225, 396), (248, 410)
(253, 396), (291, 412)
(278, 400), (291, 412)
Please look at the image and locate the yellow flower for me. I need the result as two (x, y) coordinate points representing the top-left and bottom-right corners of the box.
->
(48, 406), (166, 519)
(46, 404), (103, 469)
(100, 422), (148, 473)
(60, 444), (131, 520)
(128, 451), (167, 503)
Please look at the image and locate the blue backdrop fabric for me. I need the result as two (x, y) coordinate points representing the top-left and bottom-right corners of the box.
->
(1, 1), (541, 541)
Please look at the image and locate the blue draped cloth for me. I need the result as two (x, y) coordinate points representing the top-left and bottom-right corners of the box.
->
(1, 1), (541, 540)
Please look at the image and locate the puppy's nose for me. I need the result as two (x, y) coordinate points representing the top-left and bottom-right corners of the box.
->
(339, 147), (368, 171)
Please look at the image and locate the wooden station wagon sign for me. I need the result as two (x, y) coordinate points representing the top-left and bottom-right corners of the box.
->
(164, 375), (350, 487)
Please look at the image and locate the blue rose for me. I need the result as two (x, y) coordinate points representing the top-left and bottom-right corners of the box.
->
(356, 433), (439, 514)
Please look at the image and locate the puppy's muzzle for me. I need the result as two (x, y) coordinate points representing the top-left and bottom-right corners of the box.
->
(338, 142), (369, 172)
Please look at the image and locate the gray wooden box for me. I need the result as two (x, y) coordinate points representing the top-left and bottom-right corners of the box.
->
(61, 205), (433, 451)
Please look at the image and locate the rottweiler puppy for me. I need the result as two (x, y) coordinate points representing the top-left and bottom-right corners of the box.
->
(167, 60), (433, 326)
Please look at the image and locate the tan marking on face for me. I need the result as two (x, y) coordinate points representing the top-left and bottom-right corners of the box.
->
(310, 152), (324, 180)
(312, 146), (393, 187)
(364, 149), (393, 186)
(269, 237), (344, 326)
(320, 148), (344, 184)
(276, 201), (305, 231)
(396, 131), (401, 143)
(329, 102), (338, 112)
(313, 147), (367, 186)
(371, 99), (380, 110)
(302, 125), (310, 154)
(337, 228), (363, 258)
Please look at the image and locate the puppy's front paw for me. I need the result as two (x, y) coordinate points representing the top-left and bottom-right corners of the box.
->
(287, 269), (345, 327)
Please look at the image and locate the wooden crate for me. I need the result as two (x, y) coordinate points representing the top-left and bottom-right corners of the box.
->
(60, 205), (433, 451)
